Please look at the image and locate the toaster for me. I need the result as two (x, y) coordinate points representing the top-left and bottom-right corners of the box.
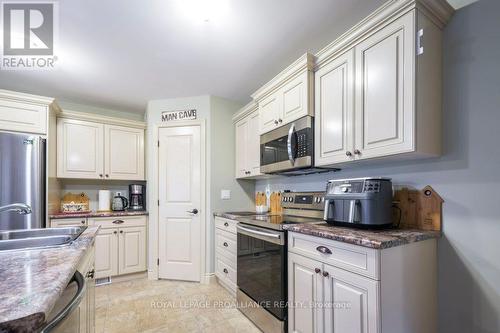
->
(324, 177), (393, 228)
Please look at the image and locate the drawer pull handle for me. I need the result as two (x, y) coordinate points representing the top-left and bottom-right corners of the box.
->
(316, 246), (332, 254)
(223, 242), (228, 247)
(314, 268), (321, 274)
(223, 268), (228, 274)
(323, 271), (330, 277)
(112, 220), (125, 224)
(224, 222), (229, 227)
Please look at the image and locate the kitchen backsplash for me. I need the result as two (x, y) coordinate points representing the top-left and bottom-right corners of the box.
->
(60, 180), (146, 211)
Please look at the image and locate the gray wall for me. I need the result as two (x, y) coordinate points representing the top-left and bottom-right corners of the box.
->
(256, 1), (500, 332)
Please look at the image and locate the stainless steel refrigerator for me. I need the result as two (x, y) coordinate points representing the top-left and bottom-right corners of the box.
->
(0, 131), (46, 230)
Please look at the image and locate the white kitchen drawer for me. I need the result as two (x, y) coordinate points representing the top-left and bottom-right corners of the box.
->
(50, 218), (87, 228)
(288, 232), (380, 280)
(88, 215), (147, 229)
(216, 229), (237, 258)
(215, 254), (237, 288)
(215, 217), (238, 234)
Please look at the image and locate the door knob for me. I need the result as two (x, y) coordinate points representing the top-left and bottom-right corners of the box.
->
(187, 209), (199, 215)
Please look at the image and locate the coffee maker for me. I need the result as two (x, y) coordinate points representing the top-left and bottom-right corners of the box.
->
(129, 184), (145, 211)
(324, 177), (393, 228)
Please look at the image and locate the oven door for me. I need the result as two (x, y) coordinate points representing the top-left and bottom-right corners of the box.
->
(237, 224), (286, 320)
(260, 116), (313, 174)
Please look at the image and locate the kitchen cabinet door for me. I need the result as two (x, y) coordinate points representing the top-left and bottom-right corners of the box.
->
(281, 71), (311, 125)
(235, 117), (249, 178)
(259, 93), (281, 134)
(354, 12), (415, 160)
(94, 228), (118, 278)
(118, 226), (147, 275)
(104, 124), (145, 180)
(288, 252), (323, 333)
(315, 49), (355, 166)
(57, 118), (104, 179)
(247, 111), (261, 176)
(323, 264), (380, 333)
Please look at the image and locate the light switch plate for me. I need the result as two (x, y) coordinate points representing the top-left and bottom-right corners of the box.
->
(221, 190), (231, 200)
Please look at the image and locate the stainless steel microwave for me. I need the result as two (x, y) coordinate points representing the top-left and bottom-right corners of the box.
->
(260, 116), (338, 175)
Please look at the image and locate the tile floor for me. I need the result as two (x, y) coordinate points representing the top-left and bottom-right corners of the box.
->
(95, 278), (261, 333)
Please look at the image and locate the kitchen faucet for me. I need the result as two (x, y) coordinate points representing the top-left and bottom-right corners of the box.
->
(0, 203), (32, 215)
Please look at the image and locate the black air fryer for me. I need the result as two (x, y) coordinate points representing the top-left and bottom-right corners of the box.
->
(323, 178), (393, 228)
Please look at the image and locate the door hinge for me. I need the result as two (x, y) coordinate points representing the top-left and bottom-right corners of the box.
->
(157, 140), (160, 147)
(417, 28), (424, 55)
(157, 199), (160, 206)
(157, 258), (160, 266)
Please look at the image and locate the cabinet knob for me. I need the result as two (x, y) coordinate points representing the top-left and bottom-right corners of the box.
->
(99, 174), (103, 178)
(224, 222), (229, 227)
(274, 120), (279, 125)
(278, 118), (283, 123)
(354, 149), (361, 155)
(323, 271), (330, 277)
(346, 151), (352, 157)
(223, 268), (228, 274)
(113, 231), (117, 234)
(120, 230), (123, 234)
(105, 174), (109, 178)
(223, 242), (228, 247)
(81, 220), (85, 224)
(315, 268), (321, 274)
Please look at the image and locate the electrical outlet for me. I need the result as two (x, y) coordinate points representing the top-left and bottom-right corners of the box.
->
(221, 190), (231, 200)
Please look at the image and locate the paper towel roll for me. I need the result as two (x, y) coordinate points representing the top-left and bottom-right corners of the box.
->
(98, 190), (111, 212)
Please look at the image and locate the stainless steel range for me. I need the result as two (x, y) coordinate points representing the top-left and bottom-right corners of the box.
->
(236, 192), (324, 333)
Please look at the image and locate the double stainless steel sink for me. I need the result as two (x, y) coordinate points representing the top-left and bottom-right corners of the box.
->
(0, 226), (87, 251)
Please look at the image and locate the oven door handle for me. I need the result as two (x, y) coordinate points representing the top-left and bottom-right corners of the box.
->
(287, 123), (296, 165)
(40, 271), (86, 333)
(237, 224), (284, 245)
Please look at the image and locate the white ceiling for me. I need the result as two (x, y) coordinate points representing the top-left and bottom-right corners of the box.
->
(0, 0), (462, 113)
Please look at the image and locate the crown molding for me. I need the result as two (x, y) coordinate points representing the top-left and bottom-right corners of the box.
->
(59, 109), (147, 129)
(0, 89), (57, 106)
(251, 53), (314, 102)
(315, 0), (454, 69)
(232, 100), (258, 122)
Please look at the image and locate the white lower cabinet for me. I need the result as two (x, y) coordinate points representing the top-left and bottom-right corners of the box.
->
(89, 216), (147, 279)
(214, 217), (238, 294)
(288, 232), (438, 333)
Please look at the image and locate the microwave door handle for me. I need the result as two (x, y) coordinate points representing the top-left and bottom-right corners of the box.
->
(287, 123), (296, 165)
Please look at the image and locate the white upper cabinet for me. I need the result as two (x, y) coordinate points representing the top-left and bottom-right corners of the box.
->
(234, 102), (261, 179)
(104, 125), (145, 180)
(314, 0), (453, 167)
(315, 49), (355, 166)
(57, 119), (104, 179)
(0, 89), (60, 135)
(57, 112), (146, 180)
(354, 12), (414, 160)
(252, 53), (314, 134)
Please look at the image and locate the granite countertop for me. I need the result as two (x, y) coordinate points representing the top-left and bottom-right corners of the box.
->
(0, 227), (99, 332)
(49, 210), (149, 219)
(283, 223), (441, 249)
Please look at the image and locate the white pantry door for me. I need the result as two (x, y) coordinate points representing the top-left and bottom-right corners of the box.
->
(158, 125), (202, 282)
